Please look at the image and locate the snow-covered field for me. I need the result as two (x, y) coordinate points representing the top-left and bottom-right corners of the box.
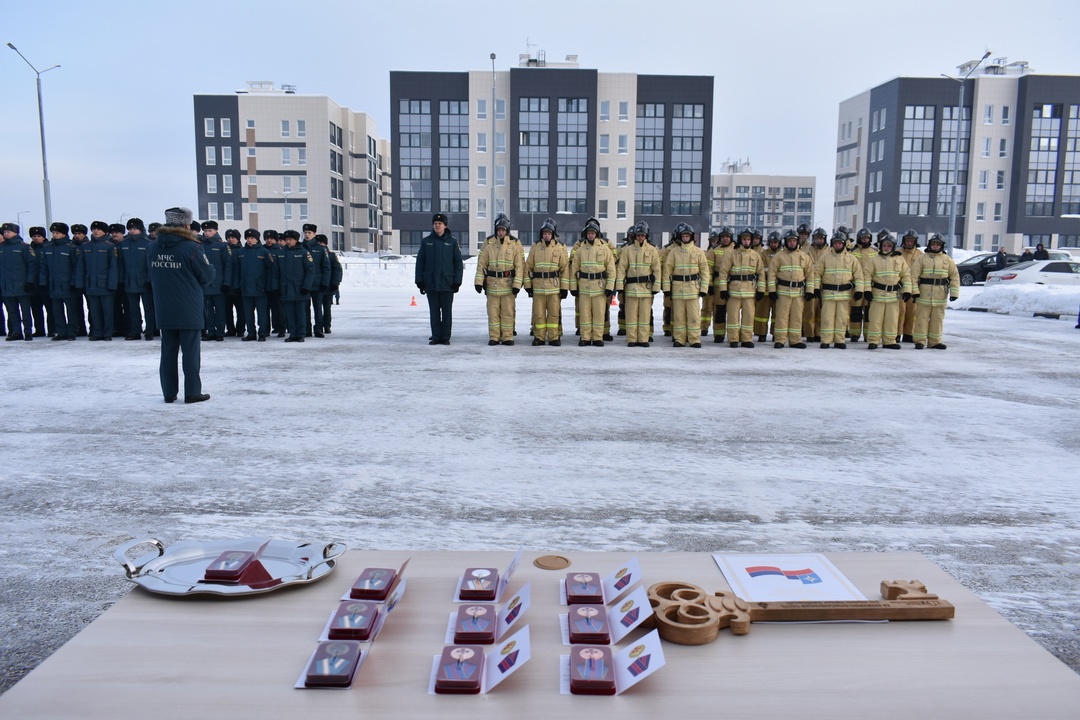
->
(1, 256), (1079, 694)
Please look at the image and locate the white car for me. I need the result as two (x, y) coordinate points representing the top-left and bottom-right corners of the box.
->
(985, 260), (1080, 285)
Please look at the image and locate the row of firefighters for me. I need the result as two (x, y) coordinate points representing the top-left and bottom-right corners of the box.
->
(474, 216), (961, 350)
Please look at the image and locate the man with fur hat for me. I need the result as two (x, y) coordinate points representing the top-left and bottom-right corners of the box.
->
(276, 230), (315, 343)
(263, 230), (286, 336)
(864, 231), (912, 350)
(39, 222), (80, 340)
(569, 217), (616, 346)
(910, 233), (960, 350)
(148, 208), (214, 403)
(26, 226), (52, 336)
(199, 220), (231, 341)
(316, 234), (341, 335)
(474, 213), (524, 345)
(76, 221), (119, 340)
(234, 228), (275, 341)
(222, 229), (245, 338)
(524, 218), (568, 346)
(415, 213), (463, 345)
(1, 222), (37, 340)
(68, 223), (89, 336)
(118, 218), (156, 340)
(302, 223), (330, 337)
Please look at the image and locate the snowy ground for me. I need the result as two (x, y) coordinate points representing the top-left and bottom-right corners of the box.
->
(1, 257), (1079, 694)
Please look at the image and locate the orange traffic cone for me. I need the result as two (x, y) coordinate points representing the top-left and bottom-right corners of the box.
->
(410, 296), (417, 306)
(611, 294), (618, 307)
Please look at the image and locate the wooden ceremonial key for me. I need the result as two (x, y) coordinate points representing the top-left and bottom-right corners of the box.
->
(648, 580), (955, 645)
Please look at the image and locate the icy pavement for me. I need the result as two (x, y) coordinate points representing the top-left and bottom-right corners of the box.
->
(1, 262), (1079, 694)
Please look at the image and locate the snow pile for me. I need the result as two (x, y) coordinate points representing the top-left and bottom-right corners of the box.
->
(953, 283), (1080, 317)
(338, 254), (478, 289)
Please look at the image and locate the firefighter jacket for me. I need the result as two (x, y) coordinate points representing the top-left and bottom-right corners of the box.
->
(708, 244), (733, 296)
(850, 244), (877, 278)
(716, 245), (765, 298)
(900, 246), (924, 270)
(768, 248), (816, 295)
(813, 250), (865, 301)
(569, 239), (616, 295)
(615, 240), (661, 297)
(910, 252), (960, 305)
(806, 243), (829, 269)
(524, 240), (569, 294)
(866, 252), (913, 301)
(662, 243), (709, 299)
(474, 234), (524, 294)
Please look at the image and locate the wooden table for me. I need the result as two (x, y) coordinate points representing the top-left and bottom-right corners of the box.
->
(2, 551), (1078, 719)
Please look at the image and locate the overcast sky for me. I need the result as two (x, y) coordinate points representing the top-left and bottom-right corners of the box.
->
(3, 0), (1077, 231)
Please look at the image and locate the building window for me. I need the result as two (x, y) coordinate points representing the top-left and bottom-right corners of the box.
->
(617, 200), (626, 219)
(997, 170), (1006, 190)
(619, 101), (629, 121)
(993, 203), (1002, 222)
(246, 119), (254, 129)
(599, 134), (609, 154)
(872, 110), (879, 132)
(599, 199), (608, 219)
(982, 137), (991, 158)
(205, 146), (216, 166)
(600, 100), (610, 121)
(495, 133), (506, 153)
(298, 148), (306, 166)
(299, 204), (308, 221)
(207, 202), (218, 220)
(618, 134), (628, 154)
(477, 198), (486, 218)
(297, 120), (306, 138)
(281, 120), (290, 138)
(249, 203), (257, 214)
(599, 166), (608, 187)
(495, 165), (505, 186)
(248, 175), (257, 186)
(283, 204), (292, 222)
(617, 167), (627, 187)
(1001, 105), (1010, 125)
(991, 234), (1001, 250)
(221, 147), (232, 166)
(984, 105), (994, 124)
(978, 170), (988, 189)
(204, 118), (215, 137)
(495, 98), (506, 119)
(282, 148), (291, 166)
(222, 176), (233, 194)
(880, 107), (886, 130)
(976, 202), (985, 221)
(974, 233), (984, 250)
(247, 147), (255, 157)
(299, 176), (307, 194)
(206, 175), (217, 194)
(477, 165), (487, 186)
(282, 176), (292, 192)
(477, 132), (487, 152)
(224, 203), (235, 221)
(999, 138), (1008, 158)
(221, 118), (231, 138)
(476, 98), (487, 119)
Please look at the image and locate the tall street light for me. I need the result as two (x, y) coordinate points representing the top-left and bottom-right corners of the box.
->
(942, 50), (991, 257)
(7, 43), (60, 228)
(489, 53), (497, 245)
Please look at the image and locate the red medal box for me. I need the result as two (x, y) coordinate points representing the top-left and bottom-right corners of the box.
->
(567, 604), (610, 644)
(304, 641), (362, 688)
(459, 567), (498, 601)
(453, 605), (496, 644)
(327, 601), (378, 641)
(203, 550), (256, 582)
(434, 645), (484, 694)
(569, 645), (616, 695)
(349, 567), (397, 601)
(565, 572), (603, 604)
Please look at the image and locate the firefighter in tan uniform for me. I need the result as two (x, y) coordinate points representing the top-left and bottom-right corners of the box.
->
(767, 230), (815, 349)
(615, 221), (661, 347)
(755, 231), (782, 341)
(813, 232), (865, 348)
(847, 228), (876, 342)
(662, 223), (710, 348)
(524, 218), (569, 346)
(910, 233), (960, 350)
(569, 217), (616, 346)
(717, 227), (765, 347)
(700, 230), (720, 337)
(802, 228), (829, 342)
(707, 227), (734, 342)
(896, 229), (924, 343)
(865, 233), (913, 349)
(474, 213), (524, 345)
(659, 233), (677, 337)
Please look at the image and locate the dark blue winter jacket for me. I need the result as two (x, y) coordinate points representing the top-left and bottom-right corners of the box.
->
(276, 243), (315, 300)
(0, 234), (38, 298)
(39, 236), (79, 299)
(118, 233), (153, 292)
(149, 227), (215, 330)
(75, 235), (118, 296)
(415, 230), (464, 293)
(234, 243), (275, 297)
(201, 235), (232, 295)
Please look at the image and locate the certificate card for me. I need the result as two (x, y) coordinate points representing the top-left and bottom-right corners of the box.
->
(713, 553), (866, 602)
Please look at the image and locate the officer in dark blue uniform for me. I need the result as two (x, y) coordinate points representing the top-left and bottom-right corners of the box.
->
(199, 220), (231, 341)
(302, 223), (330, 337)
(276, 229), (314, 342)
(223, 229), (245, 338)
(318, 234), (342, 334)
(149, 207), (214, 403)
(414, 213), (464, 345)
(76, 220), (118, 340)
(263, 230), (286, 337)
(26, 227), (53, 336)
(68, 223), (90, 336)
(118, 218), (156, 340)
(1, 222), (38, 340)
(39, 222), (81, 340)
(234, 228), (275, 341)
(108, 223), (129, 336)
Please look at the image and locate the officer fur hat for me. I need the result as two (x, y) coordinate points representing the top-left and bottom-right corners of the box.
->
(244, 228), (260, 240)
(0, 222), (18, 234)
(282, 229), (301, 241)
(126, 217), (145, 232)
(29, 226), (46, 238)
(302, 223), (317, 233)
(71, 223), (88, 234)
(90, 220), (109, 233)
(432, 212), (448, 225)
(190, 221), (202, 232)
(224, 228), (241, 240)
(50, 221), (69, 234)
(163, 207), (193, 228)
(201, 220), (218, 230)
(108, 223), (125, 234)
(147, 222), (162, 233)
(262, 229), (279, 241)
(314, 233), (329, 244)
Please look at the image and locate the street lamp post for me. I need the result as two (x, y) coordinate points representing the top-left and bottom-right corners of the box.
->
(943, 50), (991, 257)
(7, 43), (60, 228)
(16, 210), (31, 229)
(274, 190), (292, 230)
(489, 53), (496, 246)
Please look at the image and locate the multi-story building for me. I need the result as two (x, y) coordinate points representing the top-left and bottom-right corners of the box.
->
(710, 160), (816, 234)
(193, 82), (393, 253)
(835, 59), (1080, 252)
(391, 55), (713, 255)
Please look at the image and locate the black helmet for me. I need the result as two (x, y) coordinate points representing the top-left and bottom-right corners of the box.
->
(830, 231), (847, 245)
(493, 213), (512, 232)
(626, 224), (637, 237)
(796, 223), (811, 235)
(632, 221), (650, 239)
(856, 227), (872, 241)
(876, 228), (892, 242)
(581, 216), (602, 238)
(767, 231), (781, 244)
(540, 218), (558, 238)
(783, 229), (799, 242)
(719, 226), (734, 238)
(737, 227), (753, 240)
(902, 228), (920, 246)
(837, 225), (851, 239)
(751, 228), (762, 240)
(812, 227), (827, 239)
(926, 233), (945, 252)
(877, 234), (897, 250)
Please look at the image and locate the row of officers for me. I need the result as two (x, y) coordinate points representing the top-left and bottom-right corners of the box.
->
(475, 217), (961, 350)
(0, 220), (342, 344)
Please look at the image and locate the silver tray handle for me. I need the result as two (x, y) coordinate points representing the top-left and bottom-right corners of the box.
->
(306, 541), (347, 580)
(114, 538), (166, 579)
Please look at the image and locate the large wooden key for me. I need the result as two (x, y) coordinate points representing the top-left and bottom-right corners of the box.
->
(647, 580), (955, 645)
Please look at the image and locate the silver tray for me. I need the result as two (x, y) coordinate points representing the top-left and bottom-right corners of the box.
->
(114, 537), (347, 597)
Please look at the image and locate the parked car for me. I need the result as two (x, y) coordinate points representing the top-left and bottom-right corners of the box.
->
(985, 260), (1080, 286)
(957, 252), (1019, 285)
